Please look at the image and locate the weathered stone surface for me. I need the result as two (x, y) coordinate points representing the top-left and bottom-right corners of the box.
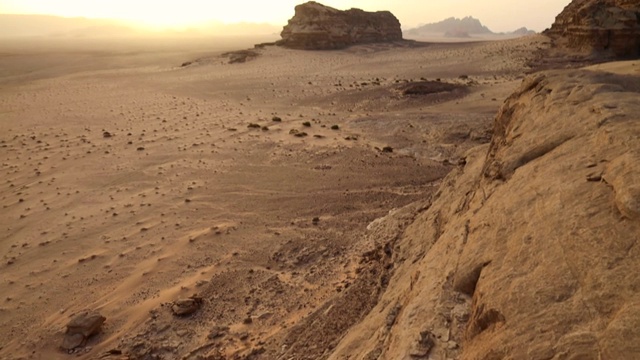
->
(61, 312), (106, 350)
(171, 296), (203, 316)
(327, 64), (640, 359)
(545, 0), (640, 57)
(276, 1), (402, 50)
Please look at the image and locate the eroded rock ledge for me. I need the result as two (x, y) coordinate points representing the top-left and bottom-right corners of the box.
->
(545, 0), (640, 57)
(323, 65), (640, 359)
(276, 1), (403, 50)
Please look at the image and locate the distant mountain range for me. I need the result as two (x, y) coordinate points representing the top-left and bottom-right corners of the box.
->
(405, 16), (536, 38)
(0, 14), (281, 38)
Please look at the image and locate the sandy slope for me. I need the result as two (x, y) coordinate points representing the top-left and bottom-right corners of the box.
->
(0, 35), (545, 359)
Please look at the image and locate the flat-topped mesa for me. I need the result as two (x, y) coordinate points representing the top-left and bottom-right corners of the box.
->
(544, 0), (640, 57)
(276, 1), (403, 50)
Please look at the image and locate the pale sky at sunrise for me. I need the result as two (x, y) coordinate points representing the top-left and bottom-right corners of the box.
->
(0, 0), (571, 32)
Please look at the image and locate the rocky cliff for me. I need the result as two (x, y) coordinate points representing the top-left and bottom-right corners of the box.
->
(545, 0), (640, 57)
(276, 1), (402, 50)
(324, 63), (640, 359)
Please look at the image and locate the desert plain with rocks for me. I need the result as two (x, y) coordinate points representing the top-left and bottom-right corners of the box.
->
(0, 33), (543, 359)
(1, 0), (640, 359)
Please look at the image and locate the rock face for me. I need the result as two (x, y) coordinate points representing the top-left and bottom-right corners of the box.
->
(545, 0), (640, 57)
(326, 65), (640, 359)
(276, 1), (402, 50)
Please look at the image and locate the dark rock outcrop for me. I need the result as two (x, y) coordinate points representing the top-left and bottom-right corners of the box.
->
(276, 1), (402, 50)
(545, 0), (640, 57)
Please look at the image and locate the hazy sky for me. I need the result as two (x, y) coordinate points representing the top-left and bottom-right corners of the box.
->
(0, 0), (571, 32)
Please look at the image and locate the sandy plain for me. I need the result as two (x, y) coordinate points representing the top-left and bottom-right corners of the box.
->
(0, 34), (546, 359)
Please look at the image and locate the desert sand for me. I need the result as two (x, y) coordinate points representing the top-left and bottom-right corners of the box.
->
(1, 34), (552, 359)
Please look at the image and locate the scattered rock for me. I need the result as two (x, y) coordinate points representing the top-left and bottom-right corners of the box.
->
(221, 50), (260, 64)
(207, 326), (229, 339)
(61, 312), (106, 351)
(409, 331), (434, 358)
(171, 296), (203, 316)
(290, 129), (308, 137)
(586, 172), (602, 182)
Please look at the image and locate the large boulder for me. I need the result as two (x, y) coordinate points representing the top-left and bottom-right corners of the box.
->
(544, 0), (640, 57)
(276, 1), (403, 50)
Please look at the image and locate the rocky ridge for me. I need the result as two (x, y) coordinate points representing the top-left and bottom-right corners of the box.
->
(405, 17), (536, 39)
(323, 64), (640, 359)
(276, 1), (403, 50)
(545, 0), (640, 57)
(405, 17), (492, 38)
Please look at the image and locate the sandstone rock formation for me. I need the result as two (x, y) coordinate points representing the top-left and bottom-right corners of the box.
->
(326, 65), (640, 359)
(276, 1), (402, 50)
(545, 0), (640, 57)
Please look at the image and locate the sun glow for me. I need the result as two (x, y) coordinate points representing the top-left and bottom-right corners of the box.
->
(0, 0), (571, 32)
(0, 0), (301, 28)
